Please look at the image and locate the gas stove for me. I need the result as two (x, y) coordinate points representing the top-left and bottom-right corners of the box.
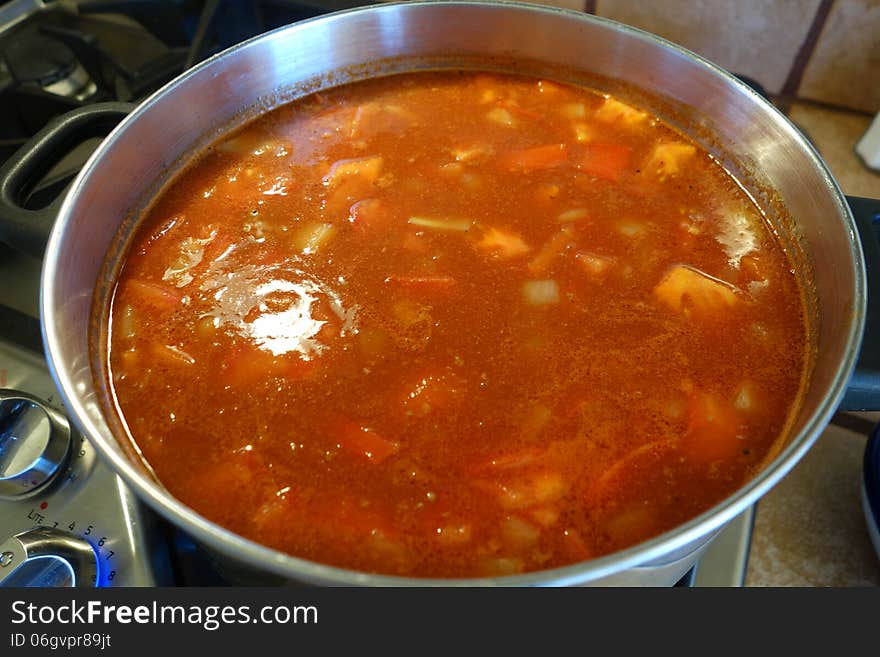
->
(0, 0), (757, 587)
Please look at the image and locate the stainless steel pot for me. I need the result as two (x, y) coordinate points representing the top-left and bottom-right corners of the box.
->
(3, 1), (879, 585)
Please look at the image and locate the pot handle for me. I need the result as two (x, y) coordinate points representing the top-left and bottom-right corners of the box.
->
(0, 102), (134, 259)
(841, 195), (880, 411)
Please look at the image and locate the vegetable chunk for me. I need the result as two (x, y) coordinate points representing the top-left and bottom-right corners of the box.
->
(323, 155), (383, 187)
(475, 227), (530, 259)
(645, 142), (697, 176)
(653, 265), (739, 316)
(580, 143), (632, 181)
(334, 420), (399, 464)
(681, 392), (744, 463)
(594, 97), (647, 124)
(503, 144), (568, 171)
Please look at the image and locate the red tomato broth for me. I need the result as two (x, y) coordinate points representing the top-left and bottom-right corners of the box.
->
(102, 71), (809, 577)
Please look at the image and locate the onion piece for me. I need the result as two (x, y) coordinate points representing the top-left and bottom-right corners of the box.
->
(523, 279), (560, 305)
(117, 305), (138, 340)
(594, 96), (648, 124)
(407, 216), (472, 232)
(617, 221), (644, 237)
(557, 208), (589, 223)
(733, 382), (757, 411)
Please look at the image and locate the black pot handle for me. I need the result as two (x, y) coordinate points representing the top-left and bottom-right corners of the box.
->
(0, 102), (134, 258)
(841, 195), (880, 411)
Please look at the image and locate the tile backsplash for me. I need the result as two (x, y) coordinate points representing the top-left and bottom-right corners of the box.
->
(798, 0), (880, 114)
(501, 0), (879, 113)
(592, 0), (821, 96)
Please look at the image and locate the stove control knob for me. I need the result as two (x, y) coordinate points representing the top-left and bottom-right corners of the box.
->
(0, 390), (72, 498)
(0, 528), (99, 587)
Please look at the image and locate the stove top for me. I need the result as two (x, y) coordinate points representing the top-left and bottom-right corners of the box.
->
(0, 0), (754, 587)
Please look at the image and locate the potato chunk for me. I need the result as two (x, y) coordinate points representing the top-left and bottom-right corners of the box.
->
(654, 265), (739, 315)
(645, 142), (697, 176)
(593, 97), (647, 124)
(475, 227), (530, 259)
(323, 155), (383, 187)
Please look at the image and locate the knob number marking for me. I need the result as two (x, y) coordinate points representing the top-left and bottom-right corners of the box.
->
(21, 510), (119, 577)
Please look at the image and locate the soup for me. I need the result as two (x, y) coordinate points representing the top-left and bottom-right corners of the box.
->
(101, 71), (809, 578)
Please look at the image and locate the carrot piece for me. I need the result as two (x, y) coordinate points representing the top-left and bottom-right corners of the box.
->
(579, 143), (632, 181)
(124, 279), (182, 311)
(503, 144), (568, 171)
(385, 275), (457, 295)
(221, 344), (314, 387)
(681, 392), (743, 464)
(334, 420), (399, 464)
(653, 265), (739, 316)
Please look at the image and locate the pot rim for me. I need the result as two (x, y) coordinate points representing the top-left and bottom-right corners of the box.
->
(40, 0), (866, 585)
